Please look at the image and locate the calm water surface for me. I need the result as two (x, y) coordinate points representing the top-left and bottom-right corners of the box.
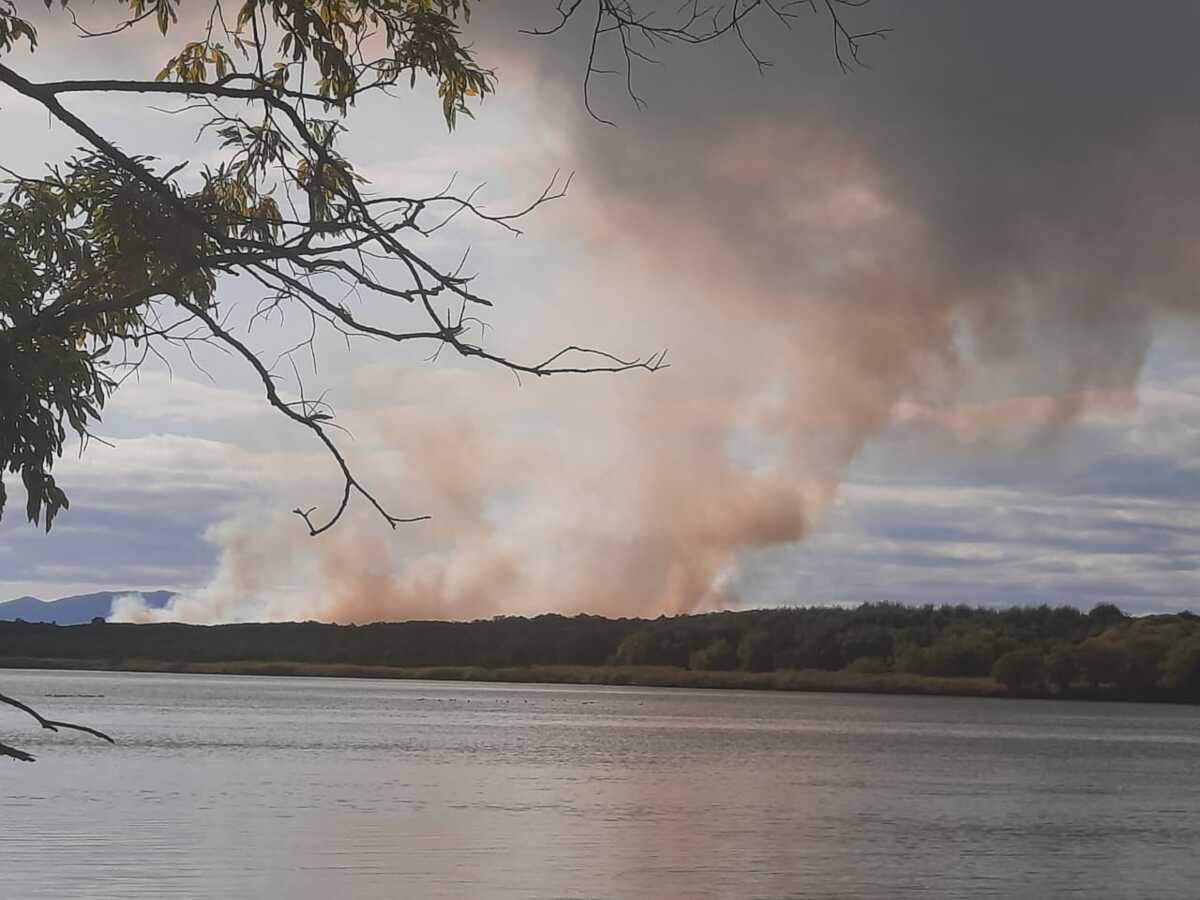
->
(3, 669), (1200, 899)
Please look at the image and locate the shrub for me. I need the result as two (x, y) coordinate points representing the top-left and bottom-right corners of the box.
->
(1044, 646), (1078, 691)
(1075, 637), (1128, 687)
(1088, 603), (1127, 632)
(992, 649), (1045, 691)
(738, 630), (775, 672)
(1162, 638), (1200, 700)
(689, 639), (738, 672)
(845, 656), (889, 675)
(1117, 636), (1168, 691)
(897, 633), (997, 677)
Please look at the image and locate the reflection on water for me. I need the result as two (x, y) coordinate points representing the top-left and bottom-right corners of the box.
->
(3, 669), (1200, 899)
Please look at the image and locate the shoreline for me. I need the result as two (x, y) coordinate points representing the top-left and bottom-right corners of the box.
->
(0, 656), (1183, 703)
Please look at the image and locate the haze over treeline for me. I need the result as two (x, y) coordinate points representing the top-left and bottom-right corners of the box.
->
(5, 603), (1200, 701)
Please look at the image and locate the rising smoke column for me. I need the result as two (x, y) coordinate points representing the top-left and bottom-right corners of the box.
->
(115, 2), (1200, 623)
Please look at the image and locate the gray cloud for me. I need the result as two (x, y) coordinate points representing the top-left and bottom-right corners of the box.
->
(0, 483), (234, 599)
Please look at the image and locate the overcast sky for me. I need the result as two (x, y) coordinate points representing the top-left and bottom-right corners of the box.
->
(5, 1), (1200, 619)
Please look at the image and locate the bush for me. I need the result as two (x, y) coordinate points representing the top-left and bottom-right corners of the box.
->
(897, 633), (997, 678)
(1075, 637), (1128, 687)
(738, 630), (775, 672)
(771, 646), (805, 671)
(844, 656), (889, 675)
(839, 626), (894, 664)
(992, 649), (1045, 691)
(614, 628), (689, 667)
(1117, 636), (1168, 691)
(689, 639), (738, 672)
(1163, 638), (1200, 699)
(1088, 603), (1127, 632)
(1044, 646), (1078, 691)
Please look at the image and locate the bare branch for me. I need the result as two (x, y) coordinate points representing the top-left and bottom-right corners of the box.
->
(0, 689), (114, 762)
(0, 742), (36, 763)
(176, 295), (430, 535)
(523, 0), (885, 121)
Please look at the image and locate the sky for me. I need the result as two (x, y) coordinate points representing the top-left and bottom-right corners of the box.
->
(5, 1), (1200, 619)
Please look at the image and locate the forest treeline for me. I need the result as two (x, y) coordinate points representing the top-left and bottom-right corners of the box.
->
(3, 602), (1200, 701)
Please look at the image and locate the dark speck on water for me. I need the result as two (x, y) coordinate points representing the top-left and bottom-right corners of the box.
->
(4, 669), (1200, 899)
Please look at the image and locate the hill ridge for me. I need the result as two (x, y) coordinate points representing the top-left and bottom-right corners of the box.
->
(0, 591), (175, 625)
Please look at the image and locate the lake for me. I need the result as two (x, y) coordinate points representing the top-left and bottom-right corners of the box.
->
(3, 669), (1200, 899)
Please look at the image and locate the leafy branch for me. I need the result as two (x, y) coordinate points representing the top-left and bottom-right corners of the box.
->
(0, 0), (669, 535)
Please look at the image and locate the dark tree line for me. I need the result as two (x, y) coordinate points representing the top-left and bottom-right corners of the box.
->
(5, 601), (1200, 701)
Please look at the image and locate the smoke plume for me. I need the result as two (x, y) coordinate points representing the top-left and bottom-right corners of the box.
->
(113, 2), (1200, 623)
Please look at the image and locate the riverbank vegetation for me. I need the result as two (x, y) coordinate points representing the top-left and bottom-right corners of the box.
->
(2, 603), (1199, 702)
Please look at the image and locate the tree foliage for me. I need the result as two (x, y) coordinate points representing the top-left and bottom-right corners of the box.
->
(6, 602), (1200, 702)
(1043, 646), (1078, 691)
(689, 637), (737, 671)
(0, 0), (619, 532)
(1162, 637), (1200, 700)
(991, 648), (1044, 692)
(1075, 637), (1128, 688)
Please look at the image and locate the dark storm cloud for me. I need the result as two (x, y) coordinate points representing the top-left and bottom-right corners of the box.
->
(508, 1), (1200, 250)
(482, 1), (1200, 395)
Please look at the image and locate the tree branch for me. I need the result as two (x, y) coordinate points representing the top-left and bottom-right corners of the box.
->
(0, 689), (114, 762)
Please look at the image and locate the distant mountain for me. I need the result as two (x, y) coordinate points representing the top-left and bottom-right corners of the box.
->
(0, 591), (175, 625)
